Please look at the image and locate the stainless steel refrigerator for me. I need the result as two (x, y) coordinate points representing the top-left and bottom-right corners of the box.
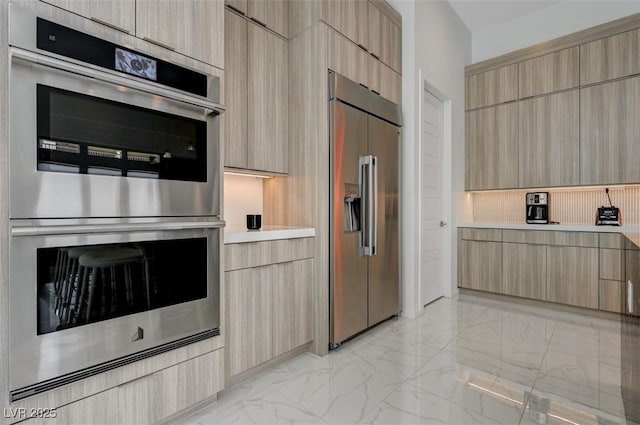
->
(329, 71), (402, 349)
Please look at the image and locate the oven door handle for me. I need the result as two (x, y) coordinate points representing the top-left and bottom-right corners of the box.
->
(11, 220), (226, 237)
(10, 47), (225, 115)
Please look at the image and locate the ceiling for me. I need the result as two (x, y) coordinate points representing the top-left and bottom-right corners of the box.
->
(447, 0), (562, 32)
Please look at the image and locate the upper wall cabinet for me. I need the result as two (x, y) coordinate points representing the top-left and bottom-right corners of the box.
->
(368, 3), (401, 73)
(518, 90), (579, 188)
(580, 29), (640, 86)
(136, 0), (224, 68)
(323, 0), (368, 51)
(225, 0), (248, 15)
(247, 0), (288, 38)
(43, 0), (135, 33)
(368, 56), (400, 105)
(328, 28), (369, 88)
(466, 64), (518, 110)
(580, 76), (640, 185)
(466, 103), (518, 190)
(519, 47), (579, 98)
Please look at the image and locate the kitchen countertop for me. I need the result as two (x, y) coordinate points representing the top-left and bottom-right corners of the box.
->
(459, 222), (640, 233)
(224, 225), (315, 244)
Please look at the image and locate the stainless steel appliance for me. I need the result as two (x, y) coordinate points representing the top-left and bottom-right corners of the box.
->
(329, 71), (401, 348)
(8, 4), (223, 219)
(7, 5), (224, 401)
(526, 192), (549, 224)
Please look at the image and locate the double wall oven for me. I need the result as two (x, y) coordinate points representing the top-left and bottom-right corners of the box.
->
(8, 5), (224, 400)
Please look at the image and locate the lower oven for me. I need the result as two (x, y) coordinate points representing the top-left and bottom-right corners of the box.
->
(9, 218), (222, 401)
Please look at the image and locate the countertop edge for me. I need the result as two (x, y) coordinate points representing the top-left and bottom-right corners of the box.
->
(224, 227), (316, 244)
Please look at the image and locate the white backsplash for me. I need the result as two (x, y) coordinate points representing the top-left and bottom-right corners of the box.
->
(472, 185), (640, 226)
(224, 174), (264, 230)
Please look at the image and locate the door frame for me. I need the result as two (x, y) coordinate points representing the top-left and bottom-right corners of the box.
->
(412, 70), (454, 314)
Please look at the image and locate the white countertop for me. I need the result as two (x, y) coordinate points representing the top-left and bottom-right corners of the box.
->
(459, 222), (640, 233)
(224, 225), (316, 244)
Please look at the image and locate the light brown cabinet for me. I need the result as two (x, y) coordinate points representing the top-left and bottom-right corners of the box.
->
(328, 28), (369, 88)
(324, 0), (368, 51)
(224, 11), (289, 174)
(459, 240), (502, 293)
(136, 0), (224, 68)
(502, 243), (546, 300)
(225, 0), (248, 15)
(599, 279), (625, 313)
(368, 56), (401, 104)
(368, 2), (401, 73)
(247, 0), (288, 38)
(580, 76), (640, 185)
(518, 90), (579, 188)
(42, 0), (135, 33)
(225, 266), (273, 377)
(546, 246), (599, 309)
(518, 47), (579, 98)
(466, 64), (518, 110)
(465, 103), (518, 190)
(580, 29), (640, 85)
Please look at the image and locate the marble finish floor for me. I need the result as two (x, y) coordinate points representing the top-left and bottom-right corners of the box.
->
(175, 294), (640, 425)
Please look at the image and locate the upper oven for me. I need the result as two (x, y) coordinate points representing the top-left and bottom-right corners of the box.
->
(8, 5), (224, 219)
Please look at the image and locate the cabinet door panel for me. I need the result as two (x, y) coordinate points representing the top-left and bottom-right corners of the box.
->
(502, 243), (546, 300)
(247, 23), (288, 173)
(599, 279), (625, 313)
(546, 246), (598, 309)
(43, 0), (135, 33)
(327, 29), (369, 88)
(466, 103), (518, 190)
(467, 64), (518, 109)
(459, 240), (502, 293)
(379, 62), (401, 105)
(580, 29), (640, 85)
(368, 3), (383, 59)
(225, 267), (273, 377)
(324, 0), (368, 49)
(273, 260), (313, 357)
(600, 249), (625, 281)
(518, 90), (579, 188)
(519, 47), (579, 98)
(248, 0), (288, 38)
(226, 0), (248, 15)
(580, 77), (640, 185)
(224, 10), (248, 168)
(136, 0), (224, 67)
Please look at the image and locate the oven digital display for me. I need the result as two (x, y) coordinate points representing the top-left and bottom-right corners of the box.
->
(115, 48), (157, 81)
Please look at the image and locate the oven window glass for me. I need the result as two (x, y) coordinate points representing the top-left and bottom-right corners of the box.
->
(36, 238), (208, 335)
(36, 85), (207, 182)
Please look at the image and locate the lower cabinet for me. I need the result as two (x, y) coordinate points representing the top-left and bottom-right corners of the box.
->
(459, 240), (502, 293)
(502, 243), (546, 300)
(546, 246), (599, 309)
(225, 257), (313, 379)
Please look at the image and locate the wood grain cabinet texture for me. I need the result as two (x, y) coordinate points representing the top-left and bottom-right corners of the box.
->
(43, 0), (135, 33)
(502, 243), (546, 300)
(580, 28), (640, 85)
(136, 0), (223, 68)
(466, 64), (518, 110)
(225, 0), (248, 15)
(518, 47), (579, 98)
(224, 10), (289, 174)
(465, 103), (518, 190)
(323, 0), (368, 51)
(247, 22), (288, 173)
(546, 246), (599, 309)
(328, 28), (370, 88)
(247, 0), (288, 38)
(626, 249), (640, 316)
(599, 279), (626, 313)
(518, 90), (579, 188)
(459, 240), (502, 293)
(368, 2), (401, 73)
(580, 76), (640, 185)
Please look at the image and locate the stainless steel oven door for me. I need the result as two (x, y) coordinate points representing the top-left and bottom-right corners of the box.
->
(9, 49), (221, 219)
(9, 218), (222, 393)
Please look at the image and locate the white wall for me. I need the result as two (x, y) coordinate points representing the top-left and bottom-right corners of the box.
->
(223, 174), (264, 230)
(473, 0), (640, 63)
(390, 0), (471, 317)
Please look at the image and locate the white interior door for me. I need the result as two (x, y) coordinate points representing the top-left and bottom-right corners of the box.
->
(420, 88), (445, 307)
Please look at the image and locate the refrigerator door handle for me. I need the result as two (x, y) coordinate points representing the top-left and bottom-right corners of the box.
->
(372, 156), (378, 256)
(359, 155), (374, 256)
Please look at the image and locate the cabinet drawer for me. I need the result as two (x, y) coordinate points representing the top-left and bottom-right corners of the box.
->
(502, 230), (548, 245)
(502, 230), (598, 247)
(459, 228), (502, 242)
(600, 248), (625, 281)
(225, 237), (315, 271)
(600, 233), (625, 249)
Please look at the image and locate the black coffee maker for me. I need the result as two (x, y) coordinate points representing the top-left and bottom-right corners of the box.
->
(526, 192), (549, 224)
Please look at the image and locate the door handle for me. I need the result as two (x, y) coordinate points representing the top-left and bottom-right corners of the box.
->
(372, 156), (378, 256)
(628, 280), (635, 314)
(359, 155), (374, 256)
(440, 221), (447, 227)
